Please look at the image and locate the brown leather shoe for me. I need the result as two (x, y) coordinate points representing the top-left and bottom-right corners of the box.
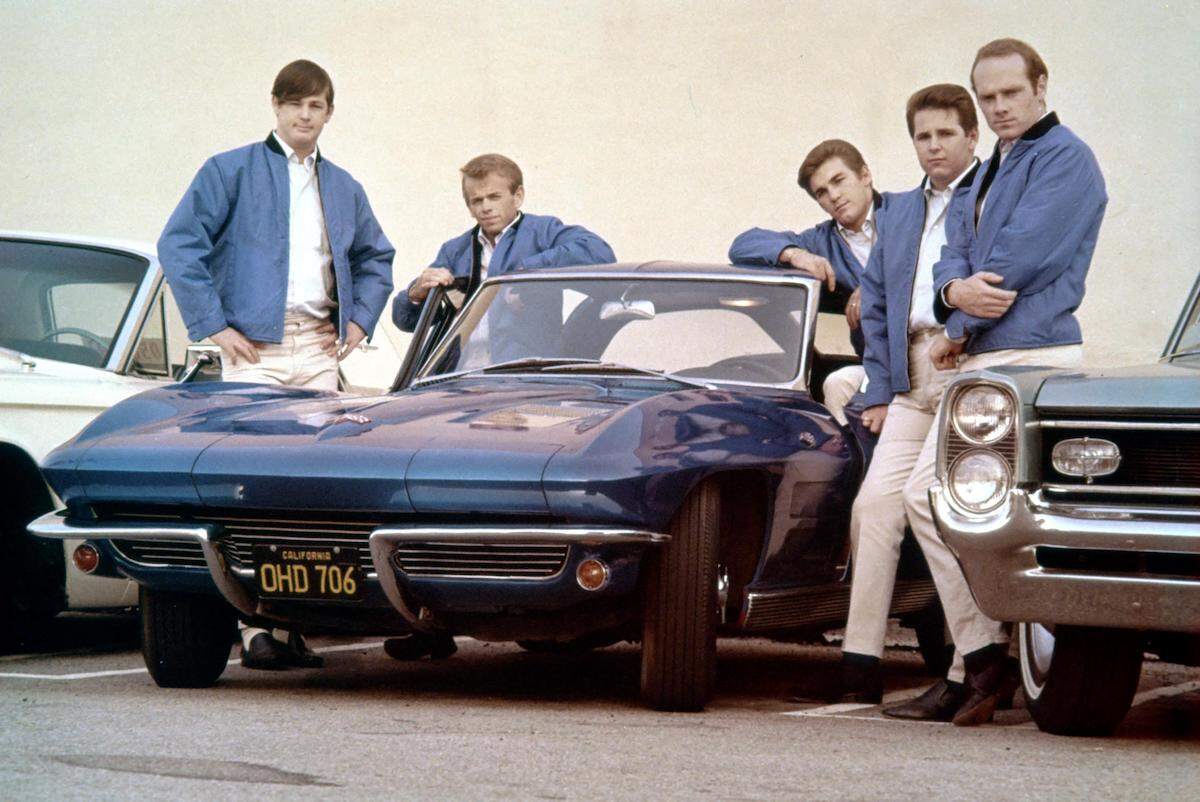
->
(240, 632), (291, 670)
(285, 632), (325, 668)
(953, 656), (1020, 726)
(883, 679), (966, 721)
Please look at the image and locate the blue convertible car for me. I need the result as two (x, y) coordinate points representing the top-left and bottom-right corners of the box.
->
(30, 263), (945, 710)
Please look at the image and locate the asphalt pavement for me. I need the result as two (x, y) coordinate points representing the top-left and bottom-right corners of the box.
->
(0, 616), (1196, 800)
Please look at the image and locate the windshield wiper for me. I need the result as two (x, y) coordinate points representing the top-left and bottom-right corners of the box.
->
(412, 357), (716, 390)
(534, 359), (716, 390)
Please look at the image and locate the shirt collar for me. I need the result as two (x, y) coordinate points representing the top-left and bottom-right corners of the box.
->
(477, 212), (523, 247)
(924, 158), (980, 197)
(998, 110), (1060, 151)
(836, 204), (875, 240)
(271, 130), (319, 168)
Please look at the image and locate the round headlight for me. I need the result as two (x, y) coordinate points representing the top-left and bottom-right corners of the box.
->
(952, 385), (1015, 445)
(948, 449), (1012, 513)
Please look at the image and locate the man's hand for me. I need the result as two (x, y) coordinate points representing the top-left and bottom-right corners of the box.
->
(930, 333), (965, 370)
(862, 404), (888, 435)
(408, 267), (455, 303)
(336, 321), (367, 361)
(846, 286), (863, 330)
(945, 272), (1017, 318)
(780, 247), (836, 291)
(211, 327), (260, 366)
(314, 319), (338, 357)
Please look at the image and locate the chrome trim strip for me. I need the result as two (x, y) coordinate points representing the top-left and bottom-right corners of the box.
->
(366, 525), (669, 630)
(1043, 484), (1200, 498)
(28, 510), (256, 615)
(485, 271), (821, 287)
(1034, 420), (1200, 431)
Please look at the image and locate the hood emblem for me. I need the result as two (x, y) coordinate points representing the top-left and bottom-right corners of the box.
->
(798, 432), (816, 447)
(334, 413), (372, 426)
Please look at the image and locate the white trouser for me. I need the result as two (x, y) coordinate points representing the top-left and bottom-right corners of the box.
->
(823, 364), (866, 425)
(843, 329), (965, 680)
(904, 343), (1083, 659)
(221, 313), (338, 391)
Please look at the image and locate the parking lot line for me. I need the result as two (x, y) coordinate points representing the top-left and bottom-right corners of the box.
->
(0, 641), (385, 682)
(782, 685), (927, 718)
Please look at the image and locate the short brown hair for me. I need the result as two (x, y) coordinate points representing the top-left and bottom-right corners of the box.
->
(460, 153), (524, 197)
(797, 140), (867, 196)
(971, 38), (1048, 92)
(272, 60), (334, 106)
(905, 84), (979, 137)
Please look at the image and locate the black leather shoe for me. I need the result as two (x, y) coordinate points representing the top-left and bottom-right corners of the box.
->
(882, 679), (966, 721)
(241, 632), (291, 670)
(954, 656), (1020, 727)
(285, 632), (325, 668)
(383, 633), (458, 661)
(790, 654), (882, 704)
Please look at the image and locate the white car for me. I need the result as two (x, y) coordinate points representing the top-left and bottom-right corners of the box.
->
(0, 232), (194, 634)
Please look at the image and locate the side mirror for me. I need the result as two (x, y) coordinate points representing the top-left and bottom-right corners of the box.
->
(599, 299), (656, 321)
(180, 344), (222, 383)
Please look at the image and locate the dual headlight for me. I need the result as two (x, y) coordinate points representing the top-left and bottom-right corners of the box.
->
(946, 385), (1016, 514)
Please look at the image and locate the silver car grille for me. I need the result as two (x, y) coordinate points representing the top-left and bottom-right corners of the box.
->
(111, 538), (207, 568)
(393, 542), (569, 579)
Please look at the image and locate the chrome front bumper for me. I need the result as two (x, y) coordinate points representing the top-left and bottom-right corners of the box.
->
(930, 486), (1200, 633)
(29, 511), (667, 630)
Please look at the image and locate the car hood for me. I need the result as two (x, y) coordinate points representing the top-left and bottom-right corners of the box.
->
(1034, 360), (1200, 416)
(50, 379), (650, 514)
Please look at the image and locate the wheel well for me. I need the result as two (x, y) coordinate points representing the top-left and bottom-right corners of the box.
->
(711, 471), (771, 624)
(0, 443), (66, 615)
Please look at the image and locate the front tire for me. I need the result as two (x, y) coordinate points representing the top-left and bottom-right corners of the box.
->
(141, 586), (237, 688)
(640, 479), (720, 712)
(1019, 622), (1144, 736)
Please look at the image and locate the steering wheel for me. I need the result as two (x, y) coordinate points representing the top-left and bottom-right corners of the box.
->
(40, 326), (109, 355)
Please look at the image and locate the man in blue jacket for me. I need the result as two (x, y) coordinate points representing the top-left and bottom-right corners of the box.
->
(912, 39), (1107, 725)
(829, 84), (985, 714)
(728, 140), (889, 422)
(158, 59), (395, 670)
(391, 153), (615, 332)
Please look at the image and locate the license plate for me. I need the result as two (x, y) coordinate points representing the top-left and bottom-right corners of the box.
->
(252, 545), (363, 601)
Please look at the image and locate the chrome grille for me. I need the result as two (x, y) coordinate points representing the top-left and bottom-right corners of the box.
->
(111, 538), (207, 568)
(1040, 424), (1200, 489)
(217, 518), (376, 572)
(393, 542), (569, 579)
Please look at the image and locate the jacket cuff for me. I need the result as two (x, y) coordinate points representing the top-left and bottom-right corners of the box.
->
(862, 386), (894, 409)
(350, 305), (379, 341)
(189, 310), (229, 343)
(944, 310), (967, 341)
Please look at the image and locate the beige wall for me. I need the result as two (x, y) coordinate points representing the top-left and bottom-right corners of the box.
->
(4, 0), (1197, 374)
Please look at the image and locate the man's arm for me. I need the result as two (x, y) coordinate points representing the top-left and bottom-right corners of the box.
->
(728, 226), (821, 266)
(392, 240), (458, 333)
(156, 159), (233, 342)
(858, 232), (894, 410)
(517, 218), (616, 269)
(939, 143), (1106, 339)
(345, 187), (396, 341)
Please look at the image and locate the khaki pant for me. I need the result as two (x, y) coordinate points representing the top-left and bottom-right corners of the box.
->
(221, 313), (338, 391)
(844, 336), (1082, 672)
(823, 364), (866, 425)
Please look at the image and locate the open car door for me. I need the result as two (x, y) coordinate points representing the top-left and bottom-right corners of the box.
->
(390, 278), (468, 392)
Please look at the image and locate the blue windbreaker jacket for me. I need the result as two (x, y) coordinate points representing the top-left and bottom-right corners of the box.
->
(157, 135), (395, 343)
(858, 167), (978, 408)
(391, 213), (616, 332)
(728, 193), (893, 356)
(933, 114), (1107, 353)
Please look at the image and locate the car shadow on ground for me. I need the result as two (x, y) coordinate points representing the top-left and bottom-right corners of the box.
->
(0, 612), (139, 658)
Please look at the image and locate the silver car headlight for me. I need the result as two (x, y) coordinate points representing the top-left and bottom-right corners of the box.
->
(947, 449), (1012, 513)
(951, 385), (1015, 445)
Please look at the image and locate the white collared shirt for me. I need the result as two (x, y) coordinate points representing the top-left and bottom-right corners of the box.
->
(273, 131), (334, 320)
(911, 160), (977, 332)
(836, 208), (876, 269)
(476, 213), (523, 279)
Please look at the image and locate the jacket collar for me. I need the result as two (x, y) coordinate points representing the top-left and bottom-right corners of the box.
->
(264, 131), (323, 163)
(1020, 111), (1060, 142)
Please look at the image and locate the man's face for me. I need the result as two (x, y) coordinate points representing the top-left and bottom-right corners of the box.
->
(463, 173), (524, 238)
(972, 54), (1046, 141)
(911, 108), (978, 190)
(272, 93), (333, 155)
(809, 157), (874, 231)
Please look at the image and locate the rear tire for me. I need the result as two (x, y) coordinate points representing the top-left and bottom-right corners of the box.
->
(1019, 622), (1144, 736)
(640, 479), (720, 712)
(141, 586), (236, 688)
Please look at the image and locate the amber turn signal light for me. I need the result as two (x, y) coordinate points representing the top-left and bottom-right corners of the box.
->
(72, 543), (100, 574)
(576, 559), (609, 591)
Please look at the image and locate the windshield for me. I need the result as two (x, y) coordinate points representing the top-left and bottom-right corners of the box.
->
(0, 239), (149, 368)
(416, 277), (811, 386)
